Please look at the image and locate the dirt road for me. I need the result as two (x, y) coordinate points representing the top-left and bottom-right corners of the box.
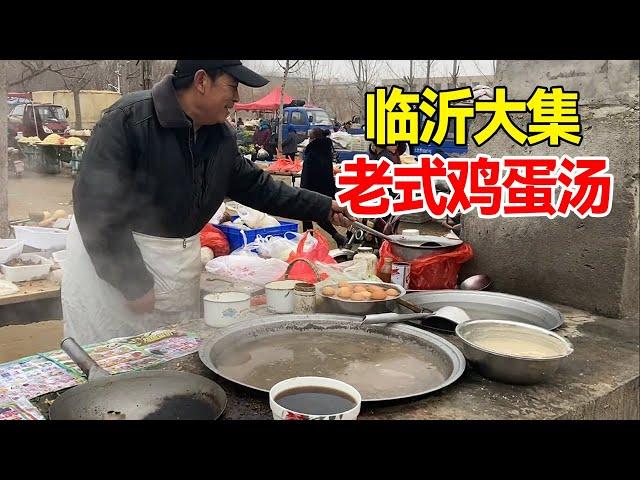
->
(7, 171), (74, 221)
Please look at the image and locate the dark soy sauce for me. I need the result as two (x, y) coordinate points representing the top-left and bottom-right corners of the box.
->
(275, 387), (357, 415)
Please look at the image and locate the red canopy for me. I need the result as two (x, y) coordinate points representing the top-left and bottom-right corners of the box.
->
(234, 86), (293, 112)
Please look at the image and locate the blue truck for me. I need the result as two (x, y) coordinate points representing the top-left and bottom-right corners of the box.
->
(280, 105), (334, 141)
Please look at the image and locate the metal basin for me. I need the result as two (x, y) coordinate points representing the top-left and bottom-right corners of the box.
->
(320, 281), (407, 315)
(455, 320), (573, 385)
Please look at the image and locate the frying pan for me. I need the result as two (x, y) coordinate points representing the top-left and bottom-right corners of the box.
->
(49, 337), (227, 420)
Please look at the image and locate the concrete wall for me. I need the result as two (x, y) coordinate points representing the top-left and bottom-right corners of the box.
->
(462, 60), (639, 319)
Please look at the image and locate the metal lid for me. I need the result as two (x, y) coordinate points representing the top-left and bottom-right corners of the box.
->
(357, 247), (373, 253)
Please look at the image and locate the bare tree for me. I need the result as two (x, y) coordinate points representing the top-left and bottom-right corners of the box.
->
(385, 60), (416, 91)
(139, 60), (153, 90)
(450, 60), (461, 89)
(1, 61), (8, 236)
(471, 60), (496, 85)
(425, 60), (436, 87)
(8, 60), (98, 128)
(348, 60), (381, 122)
(276, 60), (303, 152)
(305, 60), (319, 104)
(8, 60), (96, 89)
(54, 61), (98, 128)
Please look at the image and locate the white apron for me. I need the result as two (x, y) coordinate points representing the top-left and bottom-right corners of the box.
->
(62, 217), (201, 345)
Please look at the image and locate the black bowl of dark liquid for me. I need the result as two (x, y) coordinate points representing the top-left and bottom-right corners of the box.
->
(270, 377), (362, 419)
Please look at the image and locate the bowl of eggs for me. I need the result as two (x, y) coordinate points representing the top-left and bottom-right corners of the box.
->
(319, 281), (406, 315)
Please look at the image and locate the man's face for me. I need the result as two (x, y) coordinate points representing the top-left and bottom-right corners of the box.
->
(197, 71), (239, 124)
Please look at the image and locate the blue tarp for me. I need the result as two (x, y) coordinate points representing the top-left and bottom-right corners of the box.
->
(7, 97), (31, 105)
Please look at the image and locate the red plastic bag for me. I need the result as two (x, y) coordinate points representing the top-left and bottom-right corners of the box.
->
(376, 240), (473, 290)
(285, 230), (336, 283)
(268, 157), (302, 174)
(200, 224), (230, 257)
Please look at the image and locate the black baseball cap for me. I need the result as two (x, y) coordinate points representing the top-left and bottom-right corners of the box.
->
(173, 60), (269, 88)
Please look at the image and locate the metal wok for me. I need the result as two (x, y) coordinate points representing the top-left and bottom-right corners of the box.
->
(49, 338), (227, 420)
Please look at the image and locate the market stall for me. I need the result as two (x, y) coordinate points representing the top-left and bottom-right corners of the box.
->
(16, 134), (85, 176)
(1, 300), (636, 420)
(1, 203), (637, 420)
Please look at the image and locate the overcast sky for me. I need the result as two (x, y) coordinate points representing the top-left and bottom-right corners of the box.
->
(243, 60), (496, 82)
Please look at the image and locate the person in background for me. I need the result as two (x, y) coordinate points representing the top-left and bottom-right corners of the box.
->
(368, 141), (409, 164)
(281, 125), (301, 161)
(301, 127), (347, 247)
(252, 118), (272, 157)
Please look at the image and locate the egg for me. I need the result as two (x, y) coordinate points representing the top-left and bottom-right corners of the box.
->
(322, 286), (336, 296)
(371, 290), (387, 300)
(361, 291), (372, 300)
(351, 292), (364, 301)
(338, 281), (351, 288)
(353, 285), (367, 293)
(338, 287), (352, 298)
(366, 285), (380, 293)
(386, 288), (400, 297)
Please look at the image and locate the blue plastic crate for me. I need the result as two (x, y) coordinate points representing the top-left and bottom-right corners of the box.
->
(215, 216), (299, 251)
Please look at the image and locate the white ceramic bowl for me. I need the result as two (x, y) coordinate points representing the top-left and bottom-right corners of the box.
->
(265, 280), (299, 313)
(203, 292), (251, 328)
(269, 376), (362, 420)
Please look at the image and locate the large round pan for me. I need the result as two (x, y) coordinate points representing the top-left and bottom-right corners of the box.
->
(198, 314), (465, 402)
(403, 290), (564, 330)
(50, 338), (227, 420)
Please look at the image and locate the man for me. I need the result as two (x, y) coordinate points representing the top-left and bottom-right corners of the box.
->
(63, 60), (352, 344)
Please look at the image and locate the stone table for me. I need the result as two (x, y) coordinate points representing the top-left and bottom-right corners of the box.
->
(31, 302), (639, 419)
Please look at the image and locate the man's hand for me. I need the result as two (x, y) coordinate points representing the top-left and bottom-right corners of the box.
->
(328, 200), (354, 228)
(126, 289), (155, 314)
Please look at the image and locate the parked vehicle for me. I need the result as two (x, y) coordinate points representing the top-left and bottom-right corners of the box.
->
(7, 102), (70, 146)
(280, 105), (334, 141)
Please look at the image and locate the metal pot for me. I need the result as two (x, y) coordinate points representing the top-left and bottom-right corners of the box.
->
(352, 221), (460, 261)
(455, 320), (574, 385)
(389, 242), (457, 261)
(320, 280), (407, 315)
